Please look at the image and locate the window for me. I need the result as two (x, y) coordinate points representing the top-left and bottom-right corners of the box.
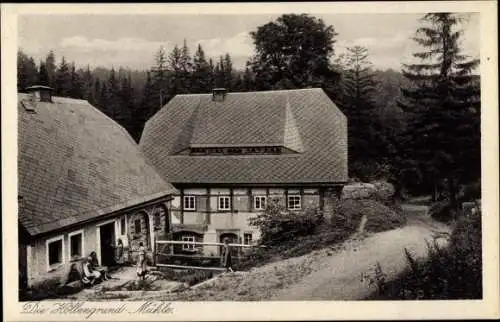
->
(183, 196), (196, 210)
(254, 196), (267, 210)
(288, 195), (302, 210)
(218, 196), (231, 210)
(182, 236), (195, 251)
(69, 230), (84, 259)
(134, 219), (141, 234)
(153, 213), (161, 227)
(46, 236), (64, 270)
(244, 233), (253, 245)
(120, 217), (126, 235)
(153, 207), (166, 229)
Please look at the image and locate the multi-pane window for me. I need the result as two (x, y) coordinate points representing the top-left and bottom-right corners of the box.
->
(244, 233), (253, 245)
(254, 196), (267, 210)
(218, 196), (231, 210)
(288, 195), (302, 210)
(182, 236), (195, 251)
(183, 196), (196, 210)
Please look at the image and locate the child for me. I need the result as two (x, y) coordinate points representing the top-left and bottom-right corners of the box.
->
(136, 242), (147, 279)
(221, 238), (234, 272)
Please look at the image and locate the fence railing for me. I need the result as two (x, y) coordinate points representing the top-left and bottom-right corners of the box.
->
(154, 240), (266, 271)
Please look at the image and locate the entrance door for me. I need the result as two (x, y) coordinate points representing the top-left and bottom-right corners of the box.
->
(219, 232), (239, 257)
(99, 222), (116, 266)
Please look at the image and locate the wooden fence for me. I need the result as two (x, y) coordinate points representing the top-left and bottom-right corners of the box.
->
(155, 240), (266, 271)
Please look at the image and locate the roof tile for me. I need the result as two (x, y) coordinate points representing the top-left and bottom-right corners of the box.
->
(18, 94), (178, 236)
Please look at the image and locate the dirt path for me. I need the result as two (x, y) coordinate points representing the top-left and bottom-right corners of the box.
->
(271, 204), (450, 300)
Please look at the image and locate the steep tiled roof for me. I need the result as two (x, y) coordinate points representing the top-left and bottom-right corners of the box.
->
(139, 88), (348, 185)
(18, 94), (177, 236)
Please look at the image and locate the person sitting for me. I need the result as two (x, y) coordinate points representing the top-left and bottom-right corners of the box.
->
(82, 256), (102, 286)
(89, 251), (111, 280)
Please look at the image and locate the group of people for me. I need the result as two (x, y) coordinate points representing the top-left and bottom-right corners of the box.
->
(81, 238), (234, 286)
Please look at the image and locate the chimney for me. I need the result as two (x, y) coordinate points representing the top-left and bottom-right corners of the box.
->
(212, 88), (227, 102)
(25, 85), (53, 103)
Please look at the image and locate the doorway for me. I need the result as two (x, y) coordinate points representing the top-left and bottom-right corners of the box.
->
(99, 222), (116, 266)
(219, 232), (239, 257)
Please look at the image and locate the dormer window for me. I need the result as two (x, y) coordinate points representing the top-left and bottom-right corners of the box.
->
(189, 146), (284, 155)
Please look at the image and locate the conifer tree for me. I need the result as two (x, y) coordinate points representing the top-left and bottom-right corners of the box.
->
(223, 53), (234, 89)
(168, 45), (182, 98)
(398, 13), (480, 206)
(178, 39), (193, 93)
(17, 50), (37, 92)
(191, 44), (211, 93)
(214, 56), (225, 88)
(94, 77), (102, 108)
(82, 65), (95, 105)
(336, 46), (389, 179)
(45, 50), (57, 90)
(208, 58), (215, 89)
(55, 56), (72, 97)
(70, 62), (83, 99)
(37, 61), (49, 86)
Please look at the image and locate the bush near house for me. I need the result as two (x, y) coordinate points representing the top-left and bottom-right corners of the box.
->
(367, 206), (482, 300)
(338, 199), (406, 233)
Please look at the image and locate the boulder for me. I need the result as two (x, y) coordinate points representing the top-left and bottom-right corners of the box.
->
(372, 181), (395, 201)
(342, 182), (377, 200)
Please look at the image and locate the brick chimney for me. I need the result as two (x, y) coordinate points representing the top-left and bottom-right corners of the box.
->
(25, 85), (53, 103)
(212, 88), (227, 102)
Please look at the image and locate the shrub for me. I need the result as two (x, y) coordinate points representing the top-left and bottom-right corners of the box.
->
(249, 202), (324, 244)
(429, 200), (456, 222)
(338, 199), (406, 233)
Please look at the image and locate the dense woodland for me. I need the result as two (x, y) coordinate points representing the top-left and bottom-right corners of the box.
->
(17, 13), (480, 209)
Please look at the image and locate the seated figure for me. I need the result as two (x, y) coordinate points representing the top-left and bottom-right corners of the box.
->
(82, 256), (102, 286)
(89, 251), (111, 280)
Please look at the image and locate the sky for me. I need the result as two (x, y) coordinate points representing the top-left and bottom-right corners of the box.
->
(18, 13), (480, 71)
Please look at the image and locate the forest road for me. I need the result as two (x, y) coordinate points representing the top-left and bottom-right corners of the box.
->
(270, 204), (451, 300)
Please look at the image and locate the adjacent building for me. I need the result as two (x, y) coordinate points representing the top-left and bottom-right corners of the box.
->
(139, 88), (348, 256)
(18, 86), (178, 289)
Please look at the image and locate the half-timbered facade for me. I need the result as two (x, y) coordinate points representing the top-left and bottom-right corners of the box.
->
(139, 88), (348, 256)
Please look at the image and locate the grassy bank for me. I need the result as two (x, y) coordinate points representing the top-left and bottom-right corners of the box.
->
(365, 208), (481, 300)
